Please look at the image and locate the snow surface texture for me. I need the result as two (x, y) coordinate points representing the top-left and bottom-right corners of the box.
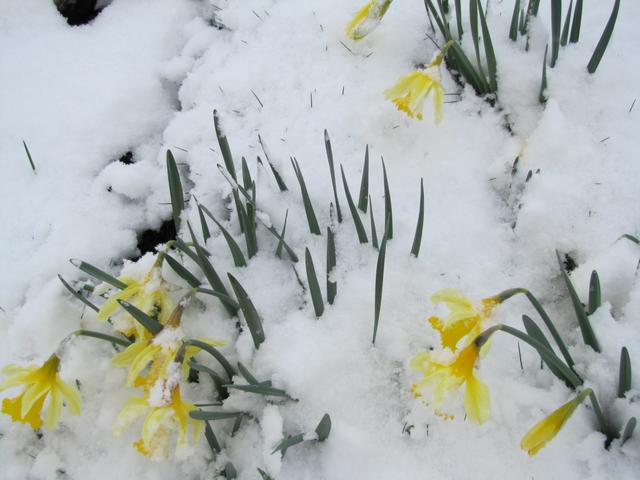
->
(1, 0), (639, 479)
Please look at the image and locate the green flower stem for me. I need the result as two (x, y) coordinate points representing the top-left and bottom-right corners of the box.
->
(476, 324), (583, 388)
(73, 329), (132, 347)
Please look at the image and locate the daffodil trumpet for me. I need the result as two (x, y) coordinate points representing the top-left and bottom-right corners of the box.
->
(0, 354), (81, 430)
(411, 340), (490, 424)
(345, 0), (393, 40)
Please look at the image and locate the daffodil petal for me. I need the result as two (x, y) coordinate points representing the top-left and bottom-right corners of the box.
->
(20, 376), (53, 418)
(113, 397), (149, 436)
(45, 388), (63, 430)
(127, 345), (159, 386)
(55, 378), (81, 415)
(464, 375), (490, 424)
(112, 341), (149, 367)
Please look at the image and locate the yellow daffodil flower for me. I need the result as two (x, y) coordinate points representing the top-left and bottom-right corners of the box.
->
(411, 341), (490, 424)
(384, 40), (454, 122)
(384, 69), (444, 122)
(521, 389), (592, 456)
(0, 355), (81, 430)
(113, 386), (203, 460)
(428, 289), (500, 351)
(97, 264), (174, 340)
(345, 0), (393, 40)
(112, 326), (224, 391)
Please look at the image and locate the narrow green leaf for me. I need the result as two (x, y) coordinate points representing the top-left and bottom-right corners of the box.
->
(449, 42), (490, 94)
(74, 329), (132, 347)
(424, 1), (451, 39)
(621, 417), (637, 446)
(618, 346), (632, 398)
(556, 251), (601, 352)
(266, 213), (299, 262)
(257, 468), (274, 480)
(228, 274), (265, 348)
(166, 150), (184, 233)
(189, 361), (228, 399)
(232, 189), (257, 258)
(237, 362), (260, 384)
(204, 421), (222, 454)
(165, 253), (201, 288)
(326, 227), (337, 305)
(188, 341), (235, 380)
(224, 462), (238, 479)
(225, 384), (289, 397)
(188, 223), (238, 316)
(272, 433), (305, 456)
(373, 220), (389, 344)
(190, 410), (245, 421)
(587, 0), (620, 73)
(522, 315), (573, 385)
(341, 165), (368, 244)
(560, 0), (573, 47)
(369, 197), (379, 250)
(58, 275), (99, 312)
(199, 205), (247, 267)
(469, 0), (483, 75)
(480, 324), (583, 388)
(305, 248), (325, 318)
(22, 140), (36, 173)
(410, 178), (425, 257)
(213, 109), (236, 180)
(197, 205), (211, 242)
(550, 0), (561, 67)
(258, 135), (288, 191)
(324, 130), (343, 223)
(291, 157), (321, 235)
(569, 0), (583, 43)
(523, 290), (576, 369)
(275, 210), (288, 258)
(118, 300), (163, 335)
(529, 0), (541, 16)
(173, 237), (201, 264)
(619, 234), (639, 245)
(510, 0), (521, 42)
(454, 0), (463, 39)
(477, 0), (497, 93)
(315, 413), (331, 441)
(231, 415), (243, 436)
(588, 270), (601, 315)
(539, 44), (549, 104)
(241, 157), (252, 191)
(69, 259), (127, 289)
(382, 158), (393, 240)
(196, 288), (240, 310)
(358, 145), (369, 213)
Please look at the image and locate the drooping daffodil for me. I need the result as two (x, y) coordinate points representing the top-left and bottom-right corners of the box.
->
(428, 289), (501, 351)
(384, 40), (454, 122)
(112, 326), (224, 392)
(411, 340), (490, 424)
(345, 0), (393, 40)
(113, 385), (203, 460)
(97, 261), (174, 341)
(0, 354), (81, 430)
(521, 389), (592, 456)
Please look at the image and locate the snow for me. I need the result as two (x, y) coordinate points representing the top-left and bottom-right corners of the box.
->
(1, 0), (639, 479)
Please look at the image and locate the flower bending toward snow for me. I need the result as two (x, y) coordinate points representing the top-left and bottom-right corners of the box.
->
(428, 289), (501, 351)
(97, 264), (174, 340)
(410, 341), (490, 424)
(112, 326), (224, 392)
(113, 385), (203, 460)
(384, 40), (454, 122)
(345, 0), (393, 40)
(521, 389), (592, 456)
(0, 355), (81, 430)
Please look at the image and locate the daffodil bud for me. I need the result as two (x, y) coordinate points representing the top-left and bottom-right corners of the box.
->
(345, 0), (393, 40)
(520, 388), (593, 455)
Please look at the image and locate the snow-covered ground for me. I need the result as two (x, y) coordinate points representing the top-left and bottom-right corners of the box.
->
(1, 1), (639, 479)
